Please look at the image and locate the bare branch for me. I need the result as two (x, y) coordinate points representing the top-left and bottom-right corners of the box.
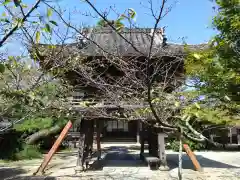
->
(0, 0), (42, 47)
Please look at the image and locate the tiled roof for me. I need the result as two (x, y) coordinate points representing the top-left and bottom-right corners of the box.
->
(75, 27), (207, 56)
(34, 28), (208, 58)
(77, 27), (165, 56)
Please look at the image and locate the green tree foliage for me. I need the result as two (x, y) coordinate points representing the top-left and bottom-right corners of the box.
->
(14, 117), (54, 133)
(0, 56), (75, 159)
(0, 0), (59, 49)
(96, 18), (125, 31)
(0, 56), (72, 121)
(184, 0), (240, 125)
(96, 8), (137, 31)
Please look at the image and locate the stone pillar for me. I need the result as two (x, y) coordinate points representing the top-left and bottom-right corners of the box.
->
(158, 133), (169, 170)
(238, 135), (240, 145)
(210, 134), (214, 142)
(229, 128), (232, 144)
(136, 120), (140, 144)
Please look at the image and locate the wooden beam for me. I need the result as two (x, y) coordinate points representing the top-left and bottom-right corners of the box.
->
(73, 104), (148, 112)
(34, 121), (72, 175)
(183, 144), (202, 172)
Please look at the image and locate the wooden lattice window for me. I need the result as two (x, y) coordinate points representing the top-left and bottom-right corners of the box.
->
(106, 120), (128, 132)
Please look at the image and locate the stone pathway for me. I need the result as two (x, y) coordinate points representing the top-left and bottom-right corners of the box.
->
(48, 145), (171, 180)
(1, 144), (240, 180)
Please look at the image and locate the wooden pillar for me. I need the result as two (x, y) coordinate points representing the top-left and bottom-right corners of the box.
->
(148, 124), (158, 157)
(89, 120), (94, 154)
(75, 119), (94, 171)
(152, 133), (158, 157)
(140, 125), (145, 153)
(140, 132), (144, 160)
(158, 133), (168, 169)
(96, 120), (102, 160)
(83, 120), (94, 169)
(140, 122), (146, 160)
(76, 120), (85, 172)
(147, 125), (152, 155)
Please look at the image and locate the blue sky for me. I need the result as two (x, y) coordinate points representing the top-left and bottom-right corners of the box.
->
(0, 0), (217, 55)
(54, 0), (217, 44)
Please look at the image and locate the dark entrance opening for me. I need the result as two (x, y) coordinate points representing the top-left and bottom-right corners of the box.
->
(102, 120), (137, 142)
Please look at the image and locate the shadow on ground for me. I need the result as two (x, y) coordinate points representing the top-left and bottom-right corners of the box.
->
(100, 146), (145, 167)
(167, 153), (240, 170)
(6, 176), (56, 180)
(41, 145), (240, 174)
(90, 145), (240, 171)
(0, 167), (56, 180)
(0, 167), (25, 180)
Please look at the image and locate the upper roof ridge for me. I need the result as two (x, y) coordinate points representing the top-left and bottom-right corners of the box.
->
(82, 27), (164, 34)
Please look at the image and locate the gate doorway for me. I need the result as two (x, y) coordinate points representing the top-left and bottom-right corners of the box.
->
(102, 120), (137, 141)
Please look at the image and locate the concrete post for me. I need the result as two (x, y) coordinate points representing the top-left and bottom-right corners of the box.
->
(229, 128), (232, 144)
(136, 120), (140, 143)
(158, 133), (169, 171)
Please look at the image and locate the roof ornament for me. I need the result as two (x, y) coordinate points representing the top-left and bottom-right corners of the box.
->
(150, 27), (167, 47)
(161, 27), (167, 47)
(76, 27), (93, 49)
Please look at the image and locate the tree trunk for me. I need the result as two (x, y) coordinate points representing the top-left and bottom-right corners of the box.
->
(26, 125), (62, 145)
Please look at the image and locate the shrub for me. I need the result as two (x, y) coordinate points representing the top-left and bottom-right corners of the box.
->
(14, 117), (54, 134)
(15, 144), (42, 160)
(166, 138), (206, 152)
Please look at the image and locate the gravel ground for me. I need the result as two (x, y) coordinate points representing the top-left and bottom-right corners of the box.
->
(1, 144), (240, 180)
